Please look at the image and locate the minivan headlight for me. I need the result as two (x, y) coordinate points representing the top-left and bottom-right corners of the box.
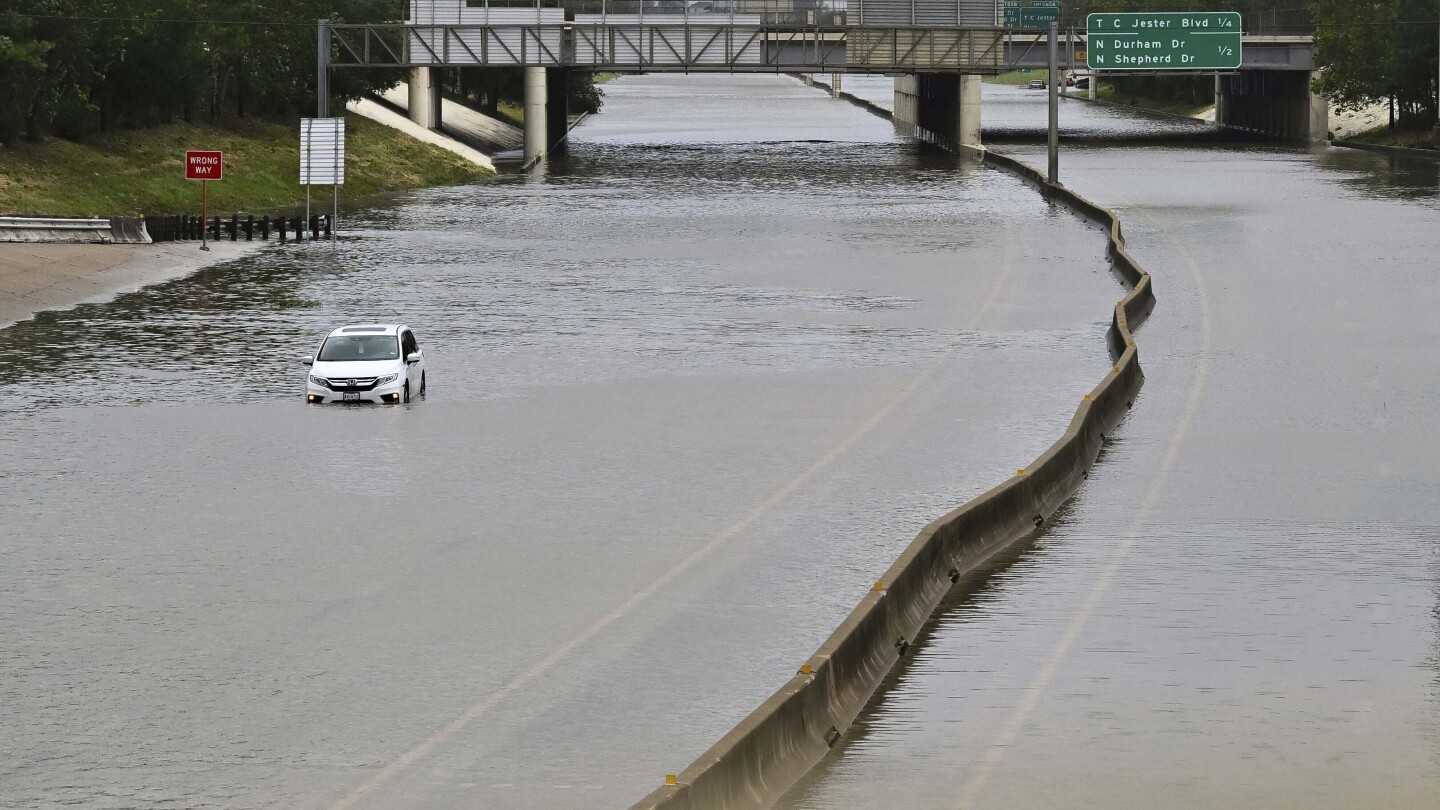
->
(309, 375), (329, 388)
(377, 373), (399, 385)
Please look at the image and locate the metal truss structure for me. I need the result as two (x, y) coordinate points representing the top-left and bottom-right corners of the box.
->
(328, 22), (1009, 73)
(327, 23), (1312, 74)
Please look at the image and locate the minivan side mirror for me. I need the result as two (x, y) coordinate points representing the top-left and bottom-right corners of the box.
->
(300, 355), (314, 365)
(405, 352), (422, 364)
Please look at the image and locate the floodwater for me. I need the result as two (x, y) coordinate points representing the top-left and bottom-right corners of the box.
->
(0, 76), (1124, 808)
(781, 86), (1440, 808)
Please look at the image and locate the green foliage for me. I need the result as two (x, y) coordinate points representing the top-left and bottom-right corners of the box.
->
(0, 113), (491, 215)
(449, 67), (605, 118)
(0, 1), (405, 145)
(1312, 0), (1438, 129)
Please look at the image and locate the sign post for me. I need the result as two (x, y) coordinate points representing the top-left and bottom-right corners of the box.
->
(1048, 22), (1059, 184)
(185, 150), (223, 251)
(1087, 12), (1242, 71)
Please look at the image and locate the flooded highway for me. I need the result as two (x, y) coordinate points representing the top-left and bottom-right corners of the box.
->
(781, 87), (1440, 808)
(0, 76), (1122, 808)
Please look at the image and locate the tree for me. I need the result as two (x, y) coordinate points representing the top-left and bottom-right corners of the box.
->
(0, 12), (51, 143)
(1312, 0), (1439, 129)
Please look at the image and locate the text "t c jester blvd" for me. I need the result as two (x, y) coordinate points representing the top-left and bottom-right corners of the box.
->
(1087, 12), (1242, 71)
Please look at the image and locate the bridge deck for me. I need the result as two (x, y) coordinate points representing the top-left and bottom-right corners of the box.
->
(330, 23), (1314, 73)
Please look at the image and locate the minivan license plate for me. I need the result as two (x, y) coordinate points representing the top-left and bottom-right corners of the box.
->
(343, 392), (360, 402)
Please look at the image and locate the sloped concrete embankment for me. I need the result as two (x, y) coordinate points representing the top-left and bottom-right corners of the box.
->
(630, 114), (1156, 810)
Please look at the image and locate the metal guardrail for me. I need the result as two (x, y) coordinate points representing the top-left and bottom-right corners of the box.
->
(0, 216), (116, 244)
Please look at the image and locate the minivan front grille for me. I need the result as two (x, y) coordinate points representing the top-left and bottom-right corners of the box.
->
(325, 377), (379, 391)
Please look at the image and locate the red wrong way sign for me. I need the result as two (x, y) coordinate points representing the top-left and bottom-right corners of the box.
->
(185, 150), (223, 180)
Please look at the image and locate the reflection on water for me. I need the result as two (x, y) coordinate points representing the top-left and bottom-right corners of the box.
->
(1312, 145), (1440, 202)
(0, 74), (1121, 809)
(4, 72), (1435, 810)
(781, 81), (1440, 810)
(0, 141), (1027, 412)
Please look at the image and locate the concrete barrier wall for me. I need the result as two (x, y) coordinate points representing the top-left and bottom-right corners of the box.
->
(108, 216), (153, 244)
(629, 102), (1155, 810)
(1331, 139), (1440, 162)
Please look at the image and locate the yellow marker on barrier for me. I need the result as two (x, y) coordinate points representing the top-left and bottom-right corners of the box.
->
(872, 581), (886, 592)
(1113, 366), (1121, 372)
(665, 774), (678, 786)
(1016, 469), (1025, 476)
(1083, 395), (1091, 401)
(799, 663), (814, 675)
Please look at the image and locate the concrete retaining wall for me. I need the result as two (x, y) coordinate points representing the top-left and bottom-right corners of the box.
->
(1330, 139), (1440, 162)
(630, 82), (1156, 810)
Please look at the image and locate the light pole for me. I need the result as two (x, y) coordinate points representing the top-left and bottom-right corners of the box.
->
(1048, 22), (1059, 184)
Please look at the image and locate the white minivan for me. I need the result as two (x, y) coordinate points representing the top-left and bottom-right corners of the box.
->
(302, 324), (427, 404)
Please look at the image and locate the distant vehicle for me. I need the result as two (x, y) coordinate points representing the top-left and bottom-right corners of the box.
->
(1065, 75), (1075, 87)
(1028, 79), (1046, 90)
(1075, 77), (1090, 89)
(302, 324), (427, 404)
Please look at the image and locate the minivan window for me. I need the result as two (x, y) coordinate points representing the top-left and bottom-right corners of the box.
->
(318, 334), (400, 361)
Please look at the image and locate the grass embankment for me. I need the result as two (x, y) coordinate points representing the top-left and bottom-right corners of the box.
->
(986, 70), (1047, 86)
(987, 71), (1214, 118)
(0, 113), (492, 217)
(1346, 124), (1438, 151)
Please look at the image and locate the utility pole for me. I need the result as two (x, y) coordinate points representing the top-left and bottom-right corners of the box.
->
(1048, 22), (1059, 184)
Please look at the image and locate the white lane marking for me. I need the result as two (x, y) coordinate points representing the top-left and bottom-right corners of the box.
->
(329, 227), (1020, 810)
(956, 189), (1213, 810)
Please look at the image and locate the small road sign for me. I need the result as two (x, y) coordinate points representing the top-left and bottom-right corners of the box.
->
(1005, 0), (1061, 29)
(300, 118), (346, 186)
(1087, 12), (1242, 71)
(185, 151), (223, 180)
(1023, 7), (1060, 26)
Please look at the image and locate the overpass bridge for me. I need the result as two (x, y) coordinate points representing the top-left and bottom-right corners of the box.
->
(330, 2), (1322, 162)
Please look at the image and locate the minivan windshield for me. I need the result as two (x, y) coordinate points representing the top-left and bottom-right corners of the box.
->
(317, 334), (400, 362)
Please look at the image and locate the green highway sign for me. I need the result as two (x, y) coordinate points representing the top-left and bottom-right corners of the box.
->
(1086, 12), (1242, 71)
(1023, 7), (1060, 26)
(1003, 1), (1021, 28)
(1005, 0), (1062, 29)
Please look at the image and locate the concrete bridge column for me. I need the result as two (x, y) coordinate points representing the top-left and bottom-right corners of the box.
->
(523, 65), (548, 164)
(546, 68), (569, 156)
(957, 74), (982, 150)
(831, 73), (843, 98)
(895, 73), (979, 152)
(894, 74), (920, 140)
(1216, 70), (1325, 141)
(408, 66), (441, 130)
(1306, 71), (1329, 141)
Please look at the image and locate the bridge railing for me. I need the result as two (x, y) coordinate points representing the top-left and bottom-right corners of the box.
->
(330, 21), (1008, 71)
